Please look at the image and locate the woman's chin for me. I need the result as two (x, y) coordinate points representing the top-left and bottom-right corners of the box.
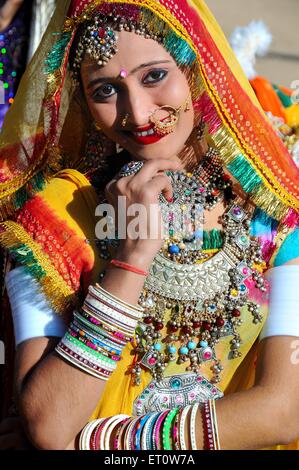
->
(124, 142), (183, 162)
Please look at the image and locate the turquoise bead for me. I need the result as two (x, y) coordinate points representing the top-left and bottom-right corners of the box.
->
(188, 341), (196, 350)
(170, 379), (182, 389)
(154, 343), (162, 351)
(179, 346), (189, 355)
(168, 345), (177, 354)
(200, 340), (208, 348)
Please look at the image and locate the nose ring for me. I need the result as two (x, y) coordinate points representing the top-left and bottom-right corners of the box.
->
(121, 113), (130, 128)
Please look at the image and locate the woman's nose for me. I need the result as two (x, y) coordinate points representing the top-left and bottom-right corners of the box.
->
(122, 87), (153, 127)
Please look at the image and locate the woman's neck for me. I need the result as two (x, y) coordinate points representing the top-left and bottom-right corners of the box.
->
(179, 129), (209, 173)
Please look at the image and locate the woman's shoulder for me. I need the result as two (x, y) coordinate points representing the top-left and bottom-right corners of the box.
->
(0, 169), (99, 314)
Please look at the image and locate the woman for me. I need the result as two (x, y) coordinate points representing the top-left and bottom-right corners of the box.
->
(0, 0), (299, 450)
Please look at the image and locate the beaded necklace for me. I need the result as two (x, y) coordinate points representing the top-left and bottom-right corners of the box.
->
(94, 149), (266, 386)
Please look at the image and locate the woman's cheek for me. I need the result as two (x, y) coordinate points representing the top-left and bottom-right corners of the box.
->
(89, 101), (117, 129)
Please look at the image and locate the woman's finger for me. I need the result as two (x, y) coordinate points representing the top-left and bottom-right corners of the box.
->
(144, 174), (174, 202)
(130, 159), (182, 185)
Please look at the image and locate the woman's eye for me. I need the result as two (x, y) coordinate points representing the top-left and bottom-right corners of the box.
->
(143, 69), (168, 84)
(93, 84), (116, 99)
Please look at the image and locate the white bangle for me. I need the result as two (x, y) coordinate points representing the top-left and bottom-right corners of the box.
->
(103, 415), (130, 450)
(179, 405), (191, 450)
(79, 419), (104, 450)
(190, 403), (200, 450)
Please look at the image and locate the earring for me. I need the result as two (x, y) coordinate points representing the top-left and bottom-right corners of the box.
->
(121, 113), (130, 128)
(95, 122), (102, 132)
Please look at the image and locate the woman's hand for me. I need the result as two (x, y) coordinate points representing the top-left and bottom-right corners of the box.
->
(105, 159), (183, 269)
(0, 0), (24, 32)
(0, 416), (33, 450)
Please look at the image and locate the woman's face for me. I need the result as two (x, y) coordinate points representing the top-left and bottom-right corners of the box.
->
(80, 30), (194, 163)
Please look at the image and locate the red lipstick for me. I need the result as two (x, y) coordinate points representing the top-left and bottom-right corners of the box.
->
(127, 122), (168, 146)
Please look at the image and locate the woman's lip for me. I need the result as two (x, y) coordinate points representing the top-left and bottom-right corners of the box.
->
(125, 130), (167, 145)
(132, 123), (154, 132)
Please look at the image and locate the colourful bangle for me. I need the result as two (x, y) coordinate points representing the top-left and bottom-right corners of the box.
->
(153, 410), (170, 450)
(210, 399), (221, 450)
(80, 419), (104, 450)
(190, 403), (200, 450)
(128, 417), (142, 450)
(202, 401), (214, 450)
(109, 259), (149, 277)
(92, 418), (108, 450)
(173, 407), (181, 450)
(142, 412), (160, 450)
(114, 417), (130, 450)
(162, 408), (179, 450)
(118, 417), (133, 450)
(104, 415), (130, 450)
(134, 414), (151, 450)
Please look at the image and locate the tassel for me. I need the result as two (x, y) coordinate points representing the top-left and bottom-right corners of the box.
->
(164, 31), (196, 66)
(194, 92), (222, 135)
(282, 208), (299, 229)
(0, 146), (62, 220)
(8, 244), (46, 279)
(227, 154), (262, 193)
(251, 185), (289, 220)
(0, 221), (80, 315)
(211, 126), (241, 163)
(202, 229), (224, 250)
(45, 32), (72, 74)
(252, 207), (279, 231)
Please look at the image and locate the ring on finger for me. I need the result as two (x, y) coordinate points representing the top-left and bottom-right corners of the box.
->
(118, 161), (144, 178)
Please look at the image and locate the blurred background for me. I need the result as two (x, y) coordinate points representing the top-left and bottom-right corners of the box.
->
(206, 0), (299, 87)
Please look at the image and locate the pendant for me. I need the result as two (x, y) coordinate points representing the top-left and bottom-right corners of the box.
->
(133, 373), (224, 416)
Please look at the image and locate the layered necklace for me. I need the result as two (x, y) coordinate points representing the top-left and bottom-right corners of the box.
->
(97, 148), (266, 386)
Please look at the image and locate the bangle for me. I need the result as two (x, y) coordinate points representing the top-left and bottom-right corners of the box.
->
(202, 400), (215, 450)
(190, 403), (200, 450)
(141, 412), (160, 450)
(162, 408), (179, 450)
(104, 415), (130, 450)
(109, 259), (149, 277)
(153, 410), (170, 450)
(173, 407), (181, 450)
(114, 417), (130, 450)
(55, 278), (144, 380)
(94, 282), (144, 313)
(128, 417), (142, 450)
(92, 418), (108, 450)
(134, 414), (149, 450)
(179, 405), (191, 450)
(80, 419), (104, 450)
(210, 400), (221, 450)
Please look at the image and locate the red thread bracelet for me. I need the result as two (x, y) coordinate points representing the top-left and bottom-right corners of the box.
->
(109, 259), (149, 277)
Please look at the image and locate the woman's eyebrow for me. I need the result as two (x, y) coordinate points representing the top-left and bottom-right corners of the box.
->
(87, 60), (172, 89)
